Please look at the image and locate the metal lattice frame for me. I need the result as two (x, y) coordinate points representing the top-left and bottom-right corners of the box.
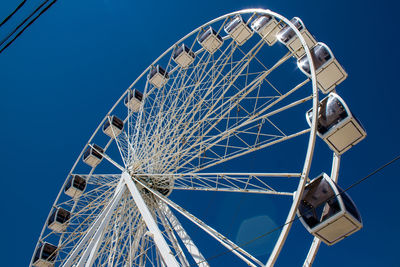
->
(30, 8), (322, 267)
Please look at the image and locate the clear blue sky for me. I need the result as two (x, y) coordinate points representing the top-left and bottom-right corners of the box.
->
(0, 0), (399, 266)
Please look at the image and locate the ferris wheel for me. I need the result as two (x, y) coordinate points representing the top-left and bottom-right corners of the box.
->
(30, 8), (367, 267)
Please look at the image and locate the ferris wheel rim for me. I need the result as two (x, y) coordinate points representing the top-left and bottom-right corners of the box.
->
(30, 8), (321, 267)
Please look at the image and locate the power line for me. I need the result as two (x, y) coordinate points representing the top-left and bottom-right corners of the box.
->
(0, 0), (57, 55)
(0, 0), (50, 48)
(0, 0), (27, 27)
(191, 153), (400, 266)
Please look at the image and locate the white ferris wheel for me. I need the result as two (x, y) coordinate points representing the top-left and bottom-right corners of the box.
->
(30, 8), (367, 267)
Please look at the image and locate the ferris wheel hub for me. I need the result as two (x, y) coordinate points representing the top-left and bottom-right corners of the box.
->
(132, 173), (175, 197)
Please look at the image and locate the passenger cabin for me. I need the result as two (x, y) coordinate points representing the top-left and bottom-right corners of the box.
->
(124, 89), (143, 112)
(82, 144), (104, 168)
(298, 173), (362, 245)
(277, 17), (317, 59)
(32, 242), (57, 267)
(149, 65), (169, 88)
(173, 44), (195, 68)
(306, 93), (366, 155)
(297, 42), (348, 94)
(197, 26), (223, 54)
(224, 15), (253, 46)
(64, 175), (86, 198)
(251, 14), (281, 46)
(103, 115), (124, 138)
(48, 207), (70, 233)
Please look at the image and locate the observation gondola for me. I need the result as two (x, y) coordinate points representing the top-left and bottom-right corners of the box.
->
(297, 42), (347, 94)
(64, 175), (86, 198)
(32, 242), (57, 267)
(298, 173), (362, 245)
(197, 26), (224, 54)
(251, 14), (281, 46)
(124, 89), (143, 112)
(277, 17), (316, 58)
(103, 115), (124, 138)
(224, 15), (253, 46)
(47, 207), (71, 233)
(149, 65), (169, 88)
(173, 44), (195, 68)
(306, 93), (366, 154)
(82, 144), (104, 168)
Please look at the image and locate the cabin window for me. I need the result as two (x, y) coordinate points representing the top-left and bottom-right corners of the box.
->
(225, 16), (242, 33)
(317, 95), (348, 135)
(299, 176), (341, 228)
(252, 15), (272, 32)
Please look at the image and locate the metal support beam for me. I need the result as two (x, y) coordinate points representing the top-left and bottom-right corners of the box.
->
(81, 186), (126, 266)
(128, 222), (146, 265)
(122, 172), (180, 267)
(264, 8), (319, 266)
(303, 153), (341, 267)
(156, 204), (190, 266)
(130, 174), (261, 267)
(303, 238), (321, 267)
(162, 204), (209, 267)
(63, 179), (125, 267)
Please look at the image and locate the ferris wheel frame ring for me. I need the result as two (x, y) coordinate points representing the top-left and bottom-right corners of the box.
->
(30, 8), (321, 267)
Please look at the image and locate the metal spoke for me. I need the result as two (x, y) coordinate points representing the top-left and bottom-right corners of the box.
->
(30, 8), (327, 267)
(130, 173), (264, 267)
(142, 172), (300, 196)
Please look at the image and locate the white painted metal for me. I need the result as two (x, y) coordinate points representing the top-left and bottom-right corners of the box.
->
(30, 80), (130, 266)
(330, 153), (341, 183)
(122, 172), (180, 267)
(177, 172), (301, 177)
(63, 179), (125, 267)
(303, 153), (340, 267)
(162, 204), (209, 267)
(90, 144), (125, 172)
(106, 116), (128, 167)
(84, 233), (102, 267)
(129, 222), (146, 265)
(155, 205), (190, 267)
(166, 172), (298, 196)
(265, 8), (319, 267)
(303, 237), (321, 267)
(106, 209), (122, 266)
(130, 174), (263, 267)
(79, 185), (125, 266)
(31, 8), (325, 267)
